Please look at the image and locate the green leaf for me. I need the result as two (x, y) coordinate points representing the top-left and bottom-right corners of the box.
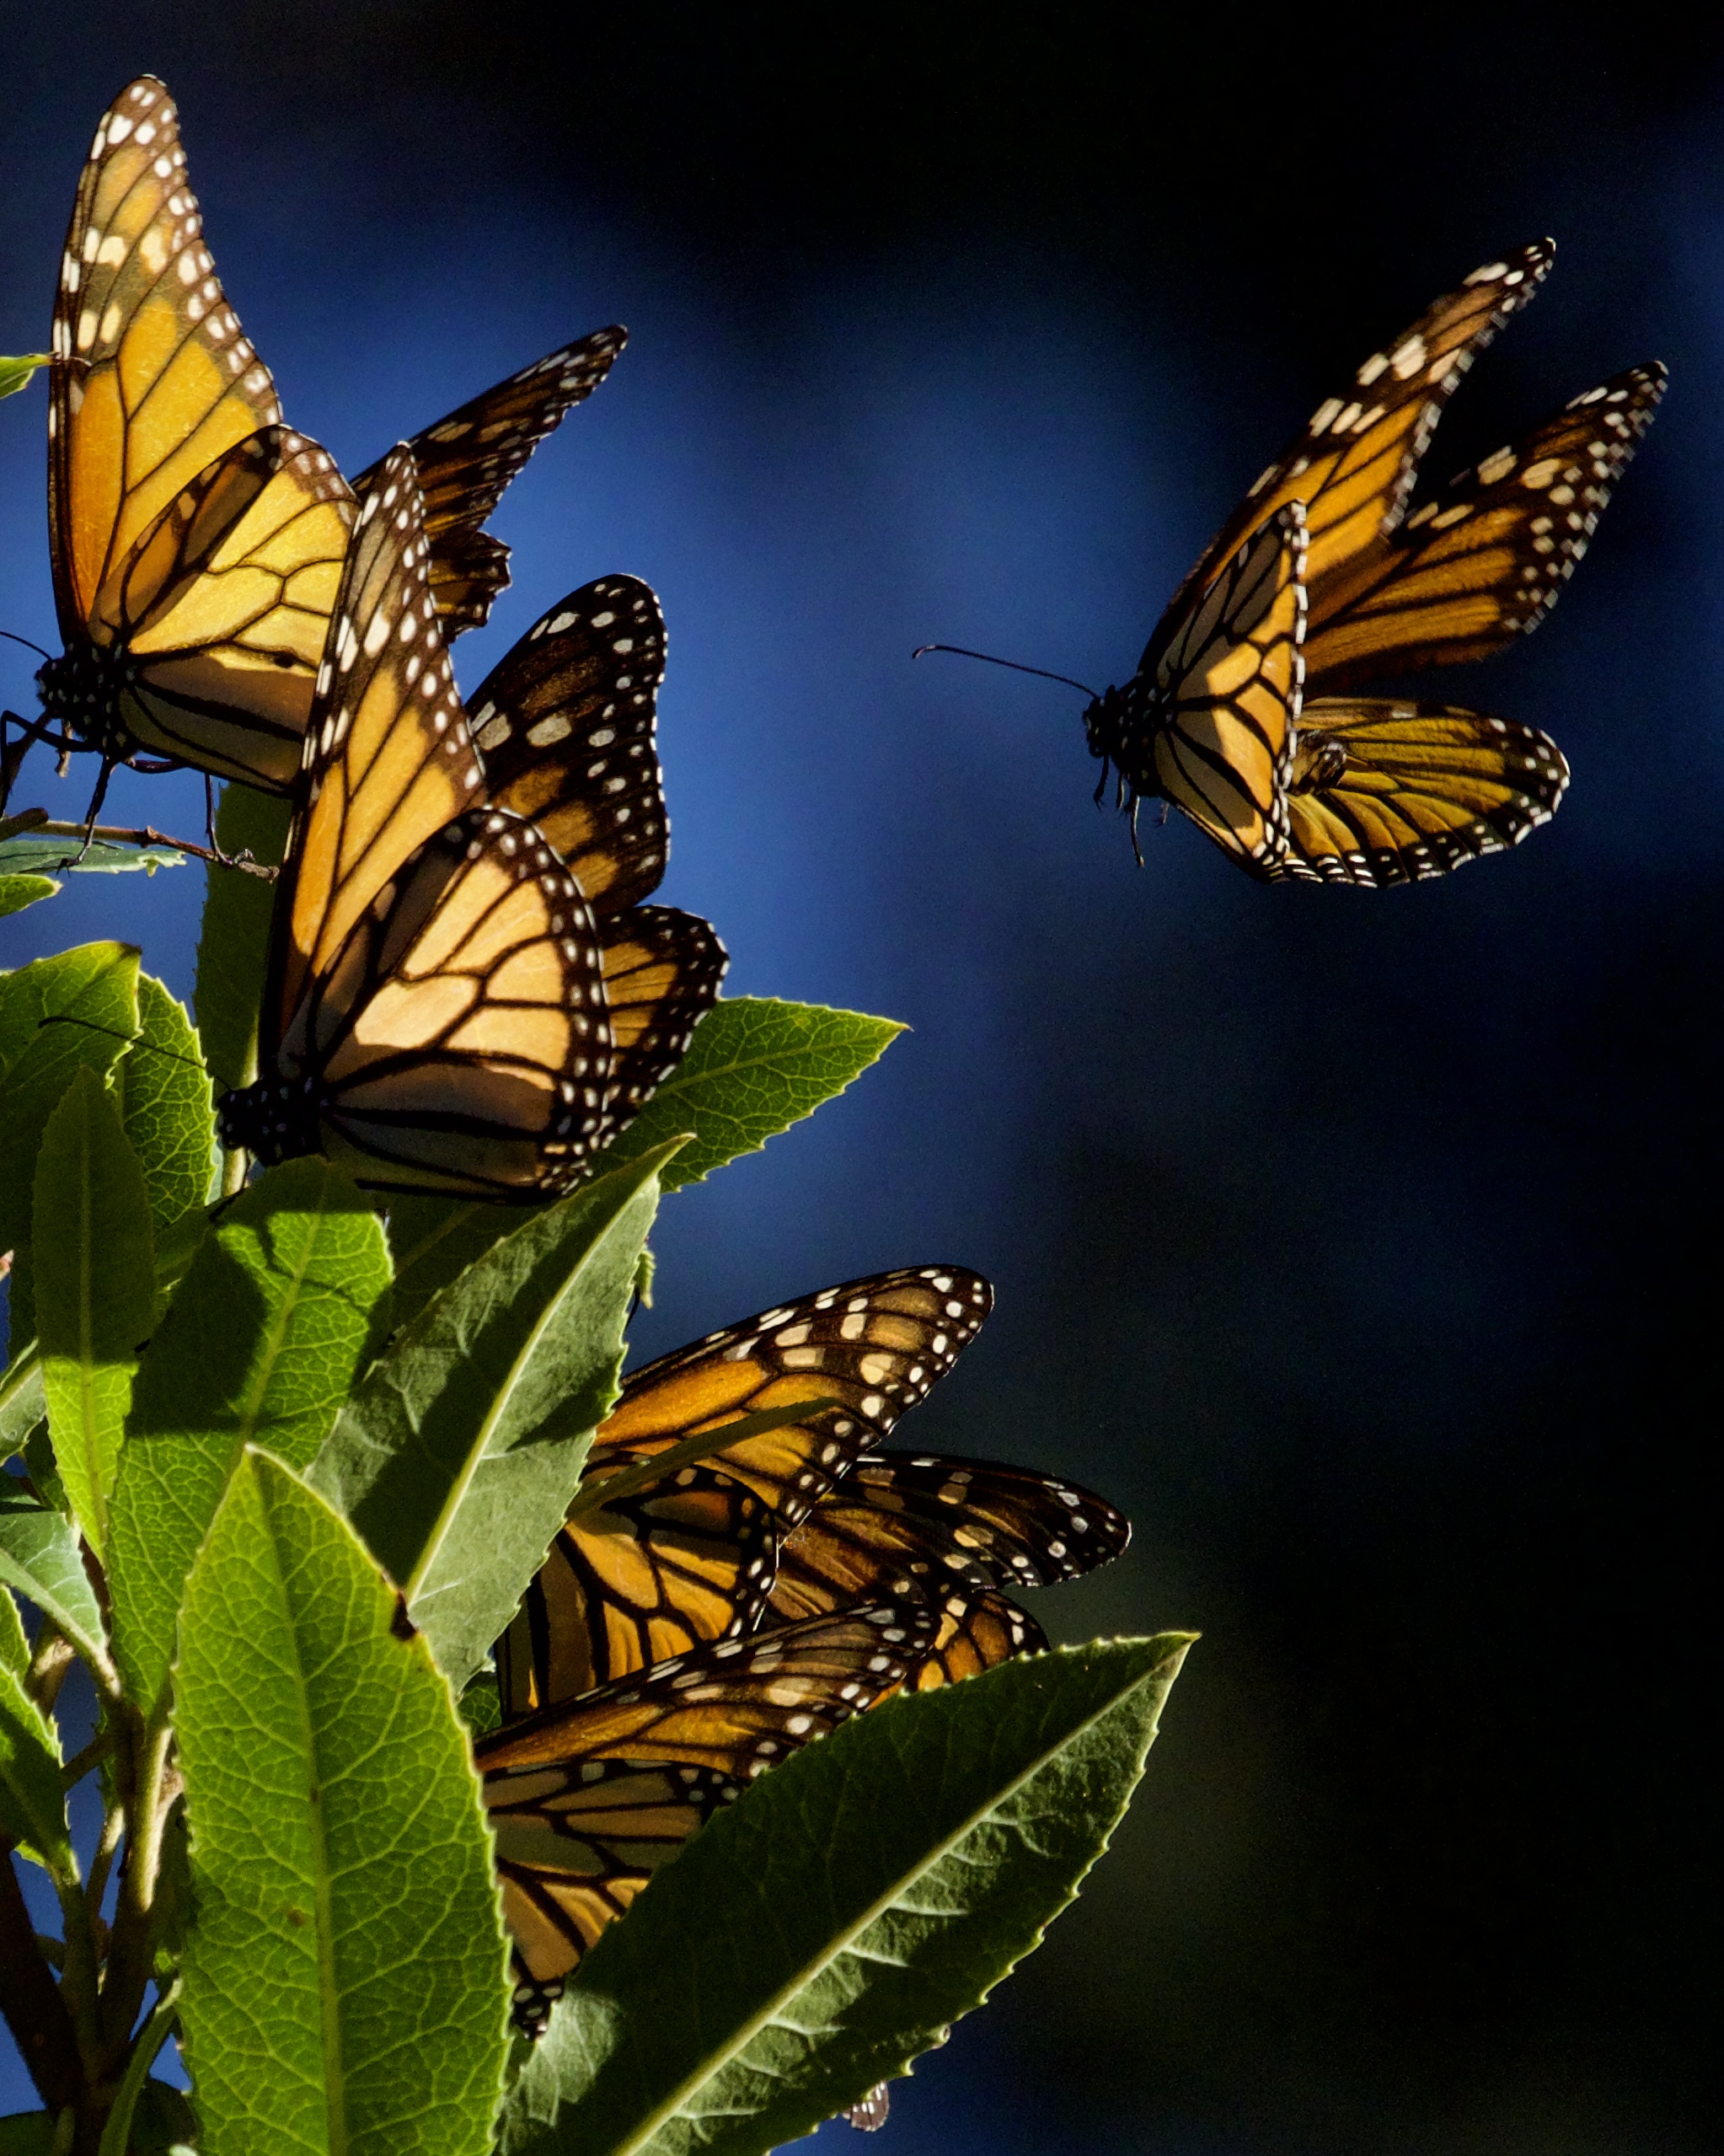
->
(193, 785), (292, 1096)
(379, 1195), (523, 1336)
(110, 1158), (393, 1712)
(310, 1145), (674, 1692)
(0, 1353), (44, 1465)
(0, 875), (57, 919)
(594, 997), (903, 1193)
(0, 941), (141, 1343)
(0, 354), (48, 400)
(175, 1450), (508, 2156)
(0, 1494), (104, 1663)
(458, 1668), (502, 1740)
(34, 1069), (155, 1565)
(115, 975), (216, 1252)
(0, 1581), (26, 1677)
(0, 834), (185, 877)
(503, 1635), (1192, 2156)
(0, 1651), (69, 1869)
(0, 2114), (53, 2154)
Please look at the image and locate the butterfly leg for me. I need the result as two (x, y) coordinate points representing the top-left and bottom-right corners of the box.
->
(55, 755), (117, 867)
(1129, 797), (1144, 866)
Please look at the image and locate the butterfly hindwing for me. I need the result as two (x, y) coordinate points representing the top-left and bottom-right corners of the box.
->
(352, 327), (628, 636)
(497, 1465), (779, 1714)
(1304, 362), (1668, 684)
(600, 904), (728, 1121)
(1269, 696), (1570, 888)
(903, 1588), (1047, 1690)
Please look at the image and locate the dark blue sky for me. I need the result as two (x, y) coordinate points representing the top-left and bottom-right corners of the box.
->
(2, 9), (1719, 2148)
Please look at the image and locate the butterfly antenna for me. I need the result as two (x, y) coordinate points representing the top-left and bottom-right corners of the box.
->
(912, 644), (1099, 700)
(0, 630), (51, 663)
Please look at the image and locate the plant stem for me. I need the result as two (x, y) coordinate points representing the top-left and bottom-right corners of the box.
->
(96, 1702), (174, 2062)
(95, 1976), (180, 2156)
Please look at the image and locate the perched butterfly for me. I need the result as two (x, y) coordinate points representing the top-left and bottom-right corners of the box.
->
(216, 448), (618, 1196)
(39, 78), (353, 806)
(495, 1266), (995, 1714)
(35, 77), (626, 809)
(766, 1449), (1130, 1623)
(477, 1602), (940, 2028)
(1077, 242), (1662, 883)
(463, 573), (728, 1124)
(350, 326), (627, 636)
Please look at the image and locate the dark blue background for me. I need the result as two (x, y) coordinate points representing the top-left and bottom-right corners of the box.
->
(2, 8), (1718, 2148)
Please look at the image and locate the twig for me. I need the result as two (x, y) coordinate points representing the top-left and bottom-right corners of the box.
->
(22, 817), (278, 880)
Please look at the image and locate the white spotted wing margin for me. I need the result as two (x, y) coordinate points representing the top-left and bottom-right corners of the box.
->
(495, 1634), (1195, 2156)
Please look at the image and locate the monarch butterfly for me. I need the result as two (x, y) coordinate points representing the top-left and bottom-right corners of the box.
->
(1077, 242), (1663, 882)
(216, 447), (619, 1196)
(496, 1266), (995, 1712)
(477, 1601), (941, 2030)
(35, 76), (624, 807)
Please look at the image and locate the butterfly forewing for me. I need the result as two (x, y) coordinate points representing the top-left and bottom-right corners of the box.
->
(497, 1465), (779, 1714)
(274, 445), (485, 1022)
(1304, 362), (1668, 683)
(592, 1267), (995, 1521)
(353, 328), (628, 635)
(470, 574), (670, 909)
(50, 78), (284, 622)
(1268, 696), (1570, 887)
(1171, 242), (1553, 618)
(768, 1448), (1130, 1621)
(1142, 505), (1307, 865)
(479, 1605), (934, 2008)
(903, 1589), (1047, 1690)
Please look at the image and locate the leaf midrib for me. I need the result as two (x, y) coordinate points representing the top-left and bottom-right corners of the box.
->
(599, 1649), (1179, 2156)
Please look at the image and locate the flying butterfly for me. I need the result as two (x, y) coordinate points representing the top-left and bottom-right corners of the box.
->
(476, 1602), (940, 2030)
(216, 448), (618, 1196)
(495, 1266), (995, 1714)
(933, 242), (1662, 884)
(30, 76), (627, 809)
(463, 573), (728, 1124)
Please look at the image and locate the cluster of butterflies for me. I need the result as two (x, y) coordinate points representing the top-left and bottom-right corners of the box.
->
(10, 73), (724, 1198)
(930, 239), (1664, 887)
(475, 1261), (1132, 2068)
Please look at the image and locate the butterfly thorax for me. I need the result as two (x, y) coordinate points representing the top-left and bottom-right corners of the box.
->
(1081, 680), (1163, 802)
(217, 1074), (326, 1166)
(36, 641), (148, 763)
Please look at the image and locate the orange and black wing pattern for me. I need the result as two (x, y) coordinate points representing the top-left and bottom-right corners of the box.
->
(1304, 363), (1667, 684)
(468, 573), (728, 1117)
(469, 575), (669, 909)
(44, 76), (354, 788)
(478, 1604), (936, 2011)
(901, 1589), (1046, 1691)
(1267, 696), (1569, 887)
(496, 1465), (778, 1714)
(352, 327), (627, 635)
(1090, 506), (1307, 866)
(768, 1449), (1130, 1621)
(588, 1267), (995, 1521)
(1170, 243), (1553, 614)
(219, 448), (614, 1197)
